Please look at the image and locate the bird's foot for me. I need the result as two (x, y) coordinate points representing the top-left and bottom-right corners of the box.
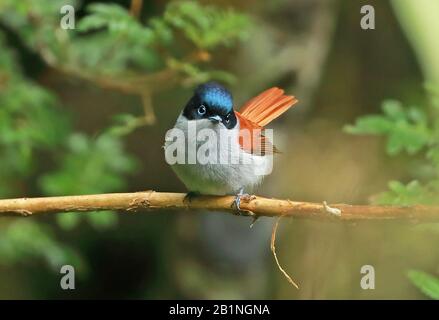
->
(184, 191), (200, 204)
(322, 201), (341, 217)
(232, 189), (255, 215)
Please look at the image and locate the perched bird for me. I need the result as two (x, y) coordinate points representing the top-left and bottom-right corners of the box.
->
(164, 82), (298, 209)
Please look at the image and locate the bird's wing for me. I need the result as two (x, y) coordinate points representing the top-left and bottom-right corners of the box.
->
(235, 112), (278, 155)
(235, 87), (297, 155)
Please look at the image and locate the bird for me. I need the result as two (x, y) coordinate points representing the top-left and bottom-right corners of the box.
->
(164, 82), (298, 210)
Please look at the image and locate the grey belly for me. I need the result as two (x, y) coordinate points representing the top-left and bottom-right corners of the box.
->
(171, 163), (259, 195)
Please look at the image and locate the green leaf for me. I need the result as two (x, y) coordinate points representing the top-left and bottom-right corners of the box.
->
(408, 270), (439, 299)
(407, 107), (427, 123)
(344, 115), (392, 135)
(76, 14), (107, 32)
(0, 221), (85, 273)
(107, 113), (145, 136)
(39, 133), (137, 229)
(164, 1), (250, 49)
(77, 3), (154, 45)
(345, 99), (430, 156)
(374, 180), (438, 205)
(77, 4), (133, 33)
(40, 133), (137, 196)
(0, 34), (70, 196)
(382, 100), (405, 120)
(386, 122), (430, 155)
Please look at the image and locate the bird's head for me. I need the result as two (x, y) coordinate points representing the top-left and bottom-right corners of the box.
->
(182, 82), (237, 129)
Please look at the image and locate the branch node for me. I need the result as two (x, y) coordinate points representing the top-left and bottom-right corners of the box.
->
(322, 201), (342, 217)
(127, 197), (151, 212)
(17, 210), (33, 217)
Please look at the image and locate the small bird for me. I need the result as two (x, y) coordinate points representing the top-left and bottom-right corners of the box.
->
(164, 82), (298, 209)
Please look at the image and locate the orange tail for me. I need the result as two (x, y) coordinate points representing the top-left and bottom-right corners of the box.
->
(238, 87), (298, 127)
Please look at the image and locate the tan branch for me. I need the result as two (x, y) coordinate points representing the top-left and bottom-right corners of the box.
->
(271, 217), (299, 289)
(0, 191), (438, 221)
(130, 0), (143, 19)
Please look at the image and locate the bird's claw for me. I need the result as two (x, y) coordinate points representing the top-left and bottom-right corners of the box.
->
(184, 191), (199, 204)
(232, 191), (254, 215)
(249, 215), (260, 228)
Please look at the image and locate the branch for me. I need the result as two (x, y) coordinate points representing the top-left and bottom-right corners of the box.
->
(1, 191), (439, 221)
(130, 0), (143, 19)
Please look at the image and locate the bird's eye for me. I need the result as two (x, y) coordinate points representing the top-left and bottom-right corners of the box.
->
(197, 105), (206, 115)
(225, 113), (230, 123)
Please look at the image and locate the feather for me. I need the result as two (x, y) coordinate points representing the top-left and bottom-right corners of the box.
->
(236, 87), (297, 155)
(240, 87), (298, 126)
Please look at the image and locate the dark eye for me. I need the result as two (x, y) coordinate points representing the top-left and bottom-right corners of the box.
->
(197, 105), (206, 116)
(225, 113), (231, 123)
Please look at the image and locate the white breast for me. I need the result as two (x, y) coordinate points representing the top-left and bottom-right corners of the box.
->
(164, 114), (272, 195)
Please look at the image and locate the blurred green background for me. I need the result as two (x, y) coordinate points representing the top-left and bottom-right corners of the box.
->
(0, 0), (438, 299)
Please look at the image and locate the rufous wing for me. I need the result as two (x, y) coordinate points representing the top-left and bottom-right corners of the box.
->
(236, 87), (297, 155)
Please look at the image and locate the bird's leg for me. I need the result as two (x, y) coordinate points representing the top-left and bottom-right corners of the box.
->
(184, 191), (200, 204)
(232, 190), (259, 224)
(232, 188), (253, 214)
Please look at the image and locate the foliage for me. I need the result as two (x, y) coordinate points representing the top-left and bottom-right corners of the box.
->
(348, 2), (439, 293)
(0, 34), (69, 197)
(345, 100), (431, 156)
(0, 0), (249, 273)
(40, 133), (136, 196)
(40, 133), (137, 230)
(0, 0), (249, 80)
(163, 1), (250, 49)
(0, 221), (85, 273)
(407, 270), (439, 300)
(345, 92), (439, 205)
(346, 88), (439, 297)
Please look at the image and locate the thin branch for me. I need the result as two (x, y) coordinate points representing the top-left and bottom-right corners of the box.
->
(130, 0), (143, 19)
(271, 216), (299, 289)
(0, 191), (439, 221)
(141, 91), (156, 125)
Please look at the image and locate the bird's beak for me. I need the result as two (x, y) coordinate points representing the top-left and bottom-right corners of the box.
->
(208, 115), (222, 123)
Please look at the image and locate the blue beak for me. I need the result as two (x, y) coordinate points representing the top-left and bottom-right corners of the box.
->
(208, 115), (222, 123)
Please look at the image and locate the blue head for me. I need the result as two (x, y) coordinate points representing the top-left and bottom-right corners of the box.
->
(183, 82), (237, 129)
